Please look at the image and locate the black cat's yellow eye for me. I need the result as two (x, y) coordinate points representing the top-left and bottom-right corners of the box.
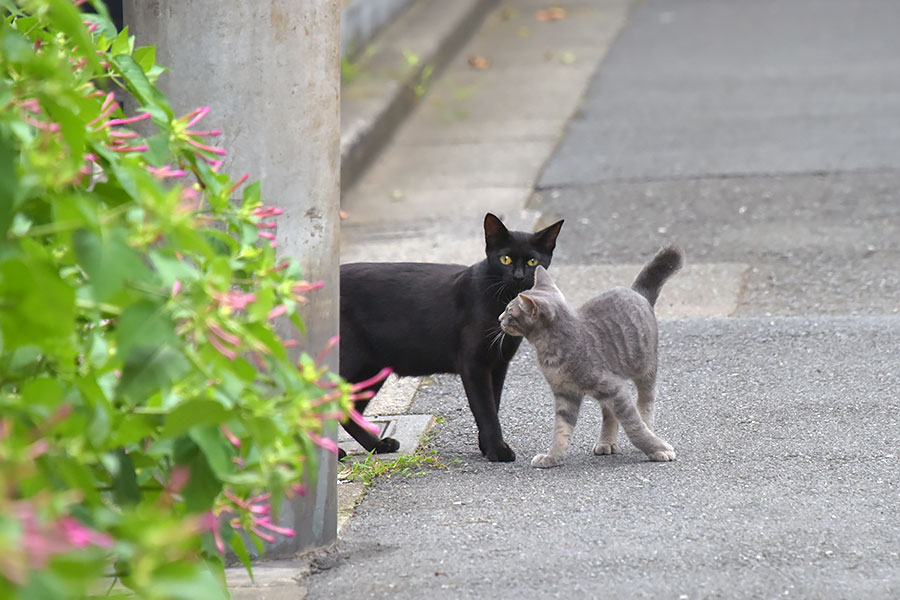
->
(500, 255), (512, 265)
(527, 258), (539, 267)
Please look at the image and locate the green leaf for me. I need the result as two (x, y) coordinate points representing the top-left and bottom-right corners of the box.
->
(148, 251), (199, 286)
(174, 437), (223, 513)
(45, 0), (103, 72)
(117, 345), (189, 406)
(111, 448), (141, 506)
(189, 425), (233, 478)
(21, 377), (64, 411)
(0, 128), (17, 238)
(0, 257), (75, 349)
(108, 414), (156, 447)
(115, 300), (178, 362)
(133, 45), (157, 73)
(73, 228), (152, 303)
(228, 531), (254, 578)
(110, 54), (173, 119)
(161, 399), (230, 439)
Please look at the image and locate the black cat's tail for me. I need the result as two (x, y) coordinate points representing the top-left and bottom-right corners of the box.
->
(631, 245), (684, 308)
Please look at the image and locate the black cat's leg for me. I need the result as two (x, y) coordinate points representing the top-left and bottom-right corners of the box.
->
(490, 361), (510, 411)
(339, 377), (400, 456)
(531, 392), (582, 469)
(338, 327), (399, 456)
(593, 404), (619, 456)
(460, 366), (515, 462)
(598, 382), (674, 462)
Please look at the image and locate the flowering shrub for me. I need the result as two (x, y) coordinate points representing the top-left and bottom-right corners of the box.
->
(0, 1), (380, 597)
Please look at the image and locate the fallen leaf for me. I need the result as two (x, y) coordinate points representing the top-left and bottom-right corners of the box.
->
(560, 50), (576, 65)
(467, 55), (490, 70)
(536, 7), (567, 22)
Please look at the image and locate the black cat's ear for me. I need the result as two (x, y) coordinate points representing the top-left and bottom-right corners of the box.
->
(484, 213), (510, 248)
(532, 219), (564, 253)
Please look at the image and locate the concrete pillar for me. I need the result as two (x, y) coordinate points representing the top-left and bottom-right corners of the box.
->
(123, 1), (341, 556)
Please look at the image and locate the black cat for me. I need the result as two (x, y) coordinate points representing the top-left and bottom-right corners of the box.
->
(339, 213), (564, 462)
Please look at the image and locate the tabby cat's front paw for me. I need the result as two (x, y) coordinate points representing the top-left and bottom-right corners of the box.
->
(592, 442), (618, 455)
(485, 442), (516, 462)
(647, 442), (676, 462)
(374, 437), (400, 454)
(531, 453), (564, 469)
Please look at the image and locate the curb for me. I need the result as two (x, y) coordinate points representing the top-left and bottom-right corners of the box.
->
(340, 0), (500, 191)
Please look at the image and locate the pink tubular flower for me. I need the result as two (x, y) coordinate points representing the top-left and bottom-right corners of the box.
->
(171, 280), (182, 297)
(19, 98), (40, 113)
(22, 116), (60, 132)
(351, 367), (393, 392)
(215, 290), (257, 311)
(349, 408), (381, 437)
(105, 112), (151, 127)
(251, 206), (284, 219)
(257, 231), (277, 247)
(221, 424), (241, 448)
(182, 106), (211, 128)
(207, 320), (240, 346)
(227, 173), (250, 197)
(147, 165), (188, 179)
(87, 100), (117, 127)
(186, 137), (227, 156)
(267, 305), (288, 320)
(59, 517), (113, 549)
(109, 144), (149, 153)
(249, 527), (276, 543)
(252, 517), (295, 537)
(207, 332), (237, 360)
(199, 511), (225, 554)
(315, 335), (339, 366)
(308, 432), (339, 454)
(165, 466), (192, 496)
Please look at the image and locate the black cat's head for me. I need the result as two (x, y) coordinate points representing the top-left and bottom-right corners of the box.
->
(483, 213), (564, 299)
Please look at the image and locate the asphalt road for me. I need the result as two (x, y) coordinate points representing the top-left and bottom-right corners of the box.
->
(310, 319), (900, 598)
(307, 0), (900, 597)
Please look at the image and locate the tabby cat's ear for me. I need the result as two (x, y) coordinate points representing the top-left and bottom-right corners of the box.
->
(484, 213), (510, 247)
(533, 266), (555, 290)
(532, 219), (564, 253)
(518, 293), (539, 318)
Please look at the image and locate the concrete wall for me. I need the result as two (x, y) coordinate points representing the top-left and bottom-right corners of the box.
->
(122, 0), (341, 557)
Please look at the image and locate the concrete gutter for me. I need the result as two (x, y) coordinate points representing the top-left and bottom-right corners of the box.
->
(340, 0), (499, 190)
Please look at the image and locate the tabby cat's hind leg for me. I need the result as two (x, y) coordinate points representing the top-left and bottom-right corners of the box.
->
(634, 373), (657, 431)
(600, 385), (675, 462)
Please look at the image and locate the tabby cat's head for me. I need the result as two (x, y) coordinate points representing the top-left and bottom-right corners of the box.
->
(483, 213), (564, 300)
(499, 266), (564, 337)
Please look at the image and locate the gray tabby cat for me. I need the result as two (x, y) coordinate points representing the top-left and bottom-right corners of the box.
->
(498, 246), (684, 468)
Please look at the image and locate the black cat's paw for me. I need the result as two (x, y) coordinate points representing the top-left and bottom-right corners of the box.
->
(374, 437), (400, 454)
(485, 442), (516, 462)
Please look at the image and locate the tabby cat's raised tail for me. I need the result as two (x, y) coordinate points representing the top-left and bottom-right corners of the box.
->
(631, 245), (684, 308)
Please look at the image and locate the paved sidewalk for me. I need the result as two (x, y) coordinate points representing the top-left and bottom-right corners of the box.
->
(303, 0), (900, 598)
